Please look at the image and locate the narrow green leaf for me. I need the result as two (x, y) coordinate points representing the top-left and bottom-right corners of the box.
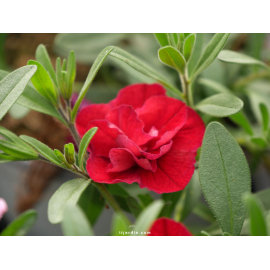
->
(106, 184), (130, 198)
(0, 126), (34, 151)
(109, 46), (182, 100)
(35, 44), (58, 86)
(260, 103), (269, 132)
(188, 33), (204, 75)
(48, 178), (91, 224)
(198, 78), (231, 94)
(111, 213), (130, 236)
(196, 93), (243, 117)
(183, 34), (196, 62)
(199, 122), (251, 235)
(0, 140), (38, 159)
(251, 137), (267, 148)
(230, 111), (254, 136)
(126, 196), (143, 218)
(154, 33), (169, 47)
(0, 210), (37, 236)
(28, 60), (58, 106)
(71, 46), (114, 121)
(218, 50), (268, 68)
(243, 193), (268, 236)
(78, 127), (98, 170)
(20, 135), (62, 165)
(0, 65), (37, 120)
(191, 33), (230, 81)
(66, 51), (76, 98)
(174, 170), (201, 221)
(61, 204), (94, 236)
(55, 57), (62, 89)
(0, 69), (64, 122)
(158, 46), (186, 73)
(0, 153), (33, 163)
(133, 200), (164, 235)
(78, 184), (104, 226)
(201, 231), (211, 236)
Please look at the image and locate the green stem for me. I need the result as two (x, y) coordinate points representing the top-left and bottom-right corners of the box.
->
(93, 182), (131, 225)
(179, 68), (193, 107)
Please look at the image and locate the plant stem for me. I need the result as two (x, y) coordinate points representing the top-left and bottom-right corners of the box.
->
(179, 68), (193, 107)
(93, 182), (131, 225)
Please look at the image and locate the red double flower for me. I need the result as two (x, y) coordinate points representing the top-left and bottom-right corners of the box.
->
(75, 83), (204, 194)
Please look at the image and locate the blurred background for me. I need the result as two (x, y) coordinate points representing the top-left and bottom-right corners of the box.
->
(1, 33), (270, 235)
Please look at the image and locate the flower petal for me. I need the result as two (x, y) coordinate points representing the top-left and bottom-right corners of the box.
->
(86, 120), (122, 157)
(110, 83), (166, 110)
(87, 155), (140, 184)
(75, 104), (111, 137)
(149, 218), (192, 236)
(106, 105), (153, 146)
(136, 96), (187, 149)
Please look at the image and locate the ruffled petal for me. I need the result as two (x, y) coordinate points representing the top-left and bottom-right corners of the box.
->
(87, 155), (140, 184)
(109, 83), (166, 110)
(149, 218), (192, 236)
(86, 120), (122, 157)
(75, 104), (111, 137)
(106, 105), (153, 146)
(136, 96), (187, 149)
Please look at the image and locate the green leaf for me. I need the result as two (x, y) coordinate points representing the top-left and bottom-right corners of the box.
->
(126, 196), (143, 218)
(61, 204), (94, 236)
(243, 193), (268, 236)
(0, 126), (35, 151)
(158, 46), (186, 73)
(230, 111), (254, 136)
(66, 51), (76, 98)
(48, 178), (91, 224)
(222, 232), (231, 236)
(0, 69), (64, 123)
(251, 137), (267, 148)
(260, 103), (269, 132)
(109, 46), (182, 100)
(199, 122), (251, 235)
(174, 170), (201, 221)
(20, 135), (62, 165)
(198, 78), (231, 94)
(78, 127), (98, 170)
(159, 191), (182, 218)
(0, 65), (37, 120)
(71, 46), (114, 121)
(111, 213), (130, 236)
(201, 231), (211, 236)
(106, 184), (130, 198)
(196, 93), (243, 117)
(154, 33), (169, 47)
(28, 60), (58, 106)
(183, 34), (196, 62)
(218, 50), (268, 68)
(0, 140), (38, 160)
(255, 188), (270, 211)
(137, 194), (153, 207)
(78, 184), (104, 225)
(133, 200), (164, 235)
(0, 153), (33, 163)
(0, 210), (37, 236)
(191, 33), (230, 81)
(35, 44), (58, 86)
(188, 33), (204, 75)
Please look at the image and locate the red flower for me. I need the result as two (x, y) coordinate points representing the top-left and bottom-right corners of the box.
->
(149, 218), (192, 236)
(75, 83), (205, 193)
